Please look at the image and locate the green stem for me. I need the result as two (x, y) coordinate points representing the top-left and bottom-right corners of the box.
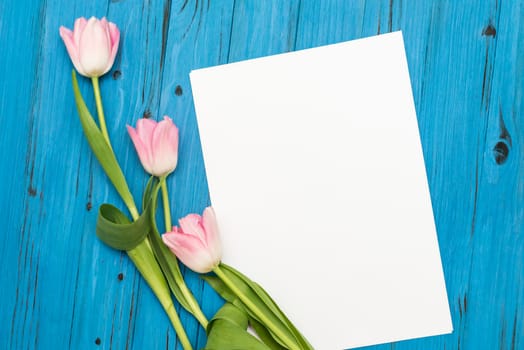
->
(78, 73), (189, 346)
(91, 76), (112, 150)
(192, 304), (209, 329)
(126, 183), (188, 347)
(128, 205), (140, 222)
(128, 241), (193, 350)
(160, 176), (172, 231)
(164, 302), (193, 350)
(159, 176), (209, 329)
(213, 264), (300, 350)
(89, 75), (138, 221)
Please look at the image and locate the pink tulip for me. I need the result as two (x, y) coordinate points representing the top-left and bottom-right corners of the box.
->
(59, 17), (120, 77)
(127, 116), (179, 177)
(162, 207), (222, 273)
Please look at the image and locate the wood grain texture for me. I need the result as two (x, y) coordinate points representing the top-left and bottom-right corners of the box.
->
(0, 0), (522, 349)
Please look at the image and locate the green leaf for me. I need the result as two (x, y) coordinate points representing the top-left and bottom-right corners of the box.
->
(71, 71), (138, 217)
(96, 180), (158, 251)
(203, 302), (271, 350)
(146, 178), (204, 320)
(207, 302), (248, 331)
(224, 264), (312, 349)
(249, 317), (287, 350)
(96, 203), (150, 251)
(213, 266), (290, 347)
(126, 239), (190, 343)
(142, 176), (155, 212)
(213, 264), (314, 349)
(248, 282), (313, 350)
(201, 275), (236, 301)
(202, 276), (285, 349)
(148, 218), (194, 312)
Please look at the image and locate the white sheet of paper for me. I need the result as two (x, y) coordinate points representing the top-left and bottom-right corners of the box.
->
(190, 31), (452, 349)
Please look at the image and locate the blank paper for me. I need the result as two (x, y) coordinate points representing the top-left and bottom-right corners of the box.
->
(190, 31), (452, 349)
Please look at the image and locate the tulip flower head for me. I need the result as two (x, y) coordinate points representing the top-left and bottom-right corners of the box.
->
(163, 207), (222, 273)
(127, 116), (179, 177)
(59, 17), (120, 77)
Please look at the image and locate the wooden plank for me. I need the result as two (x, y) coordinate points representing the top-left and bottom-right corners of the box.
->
(136, 1), (237, 348)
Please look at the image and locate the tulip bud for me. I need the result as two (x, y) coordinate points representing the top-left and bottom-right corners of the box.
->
(162, 207), (222, 273)
(59, 17), (120, 78)
(127, 116), (179, 177)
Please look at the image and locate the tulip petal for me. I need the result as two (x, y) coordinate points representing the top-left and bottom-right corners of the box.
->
(127, 125), (153, 174)
(100, 17), (112, 53)
(106, 22), (120, 73)
(127, 117), (178, 177)
(164, 116), (179, 153)
(60, 17), (119, 78)
(136, 119), (157, 172)
(163, 229), (205, 252)
(99, 17), (109, 33)
(78, 17), (111, 77)
(150, 117), (178, 176)
(136, 118), (157, 142)
(108, 21), (120, 44)
(59, 26), (85, 75)
(163, 231), (215, 273)
(179, 214), (206, 241)
(99, 17), (113, 74)
(202, 207), (222, 259)
(73, 17), (87, 46)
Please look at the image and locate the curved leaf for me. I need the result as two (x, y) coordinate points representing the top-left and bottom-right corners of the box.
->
(225, 264), (313, 349)
(207, 302), (248, 331)
(96, 203), (149, 250)
(211, 264), (314, 349)
(250, 317), (287, 350)
(204, 302), (271, 350)
(146, 178), (206, 324)
(142, 176), (155, 212)
(71, 71), (138, 217)
(201, 275), (236, 301)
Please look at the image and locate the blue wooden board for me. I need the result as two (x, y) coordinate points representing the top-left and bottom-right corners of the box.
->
(0, 0), (522, 349)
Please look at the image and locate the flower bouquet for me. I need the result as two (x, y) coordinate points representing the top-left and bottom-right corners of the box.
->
(60, 16), (313, 350)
